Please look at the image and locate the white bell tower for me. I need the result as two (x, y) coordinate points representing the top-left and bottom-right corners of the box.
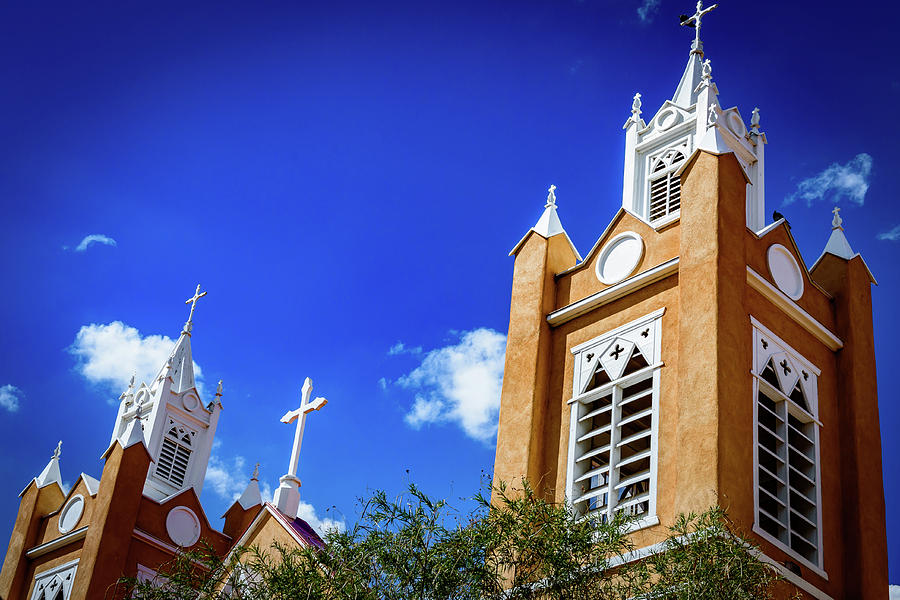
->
(110, 285), (223, 501)
(621, 1), (767, 231)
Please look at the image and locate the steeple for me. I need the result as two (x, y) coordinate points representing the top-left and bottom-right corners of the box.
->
(108, 285), (223, 502)
(822, 207), (855, 260)
(621, 2), (766, 231)
(237, 463), (263, 510)
(35, 441), (63, 490)
(510, 186), (582, 261)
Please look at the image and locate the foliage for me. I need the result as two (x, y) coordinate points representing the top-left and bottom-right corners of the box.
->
(120, 482), (795, 600)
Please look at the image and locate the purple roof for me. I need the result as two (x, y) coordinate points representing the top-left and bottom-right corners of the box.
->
(266, 502), (326, 550)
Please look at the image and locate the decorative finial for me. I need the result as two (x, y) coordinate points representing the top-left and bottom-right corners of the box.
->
(631, 93), (642, 116)
(751, 107), (761, 132)
(707, 104), (718, 126)
(252, 462), (260, 481)
(216, 380), (223, 396)
(680, 1), (718, 55)
(701, 58), (712, 81)
(119, 372), (136, 401)
(52, 440), (62, 460)
(183, 284), (208, 334)
(546, 185), (557, 208)
(832, 206), (843, 230)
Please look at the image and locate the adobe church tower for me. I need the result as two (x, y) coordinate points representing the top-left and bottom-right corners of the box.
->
(492, 3), (888, 598)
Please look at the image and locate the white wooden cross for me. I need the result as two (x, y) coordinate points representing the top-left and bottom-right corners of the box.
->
(280, 377), (328, 479)
(681, 1), (718, 50)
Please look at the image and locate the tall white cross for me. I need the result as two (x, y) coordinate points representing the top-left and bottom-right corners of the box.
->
(183, 284), (207, 332)
(681, 1), (718, 51)
(280, 377), (328, 479)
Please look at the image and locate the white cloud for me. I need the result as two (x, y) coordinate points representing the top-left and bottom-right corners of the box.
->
(0, 384), (22, 412)
(877, 224), (900, 241)
(637, 0), (661, 22)
(388, 342), (421, 356)
(69, 234), (117, 252)
(395, 328), (506, 443)
(297, 500), (346, 534)
(785, 153), (873, 206)
(69, 321), (204, 398)
(890, 585), (900, 600)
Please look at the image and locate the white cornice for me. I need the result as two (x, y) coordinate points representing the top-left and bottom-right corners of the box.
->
(746, 267), (843, 351)
(547, 258), (679, 327)
(25, 526), (88, 558)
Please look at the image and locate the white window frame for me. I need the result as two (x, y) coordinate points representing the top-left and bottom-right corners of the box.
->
(637, 134), (692, 225)
(646, 143), (687, 224)
(30, 559), (78, 600)
(566, 308), (664, 530)
(751, 316), (826, 579)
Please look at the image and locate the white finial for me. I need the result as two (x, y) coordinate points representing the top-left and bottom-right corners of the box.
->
(631, 92), (642, 116)
(832, 206), (843, 230)
(183, 284), (208, 334)
(53, 440), (62, 460)
(252, 462), (260, 481)
(708, 104), (718, 126)
(119, 373), (136, 401)
(273, 377), (329, 518)
(701, 58), (712, 81)
(751, 107), (761, 132)
(216, 380), (223, 396)
(681, 1), (718, 55)
(546, 185), (557, 208)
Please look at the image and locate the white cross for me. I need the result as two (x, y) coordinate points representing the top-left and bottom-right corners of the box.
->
(546, 184), (557, 208)
(280, 377), (328, 479)
(832, 206), (843, 230)
(184, 284), (208, 330)
(681, 1), (718, 50)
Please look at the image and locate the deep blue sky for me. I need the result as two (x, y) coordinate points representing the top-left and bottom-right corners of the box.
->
(0, 0), (898, 582)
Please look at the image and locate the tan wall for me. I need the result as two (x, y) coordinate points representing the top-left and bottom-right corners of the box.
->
(33, 479), (96, 548)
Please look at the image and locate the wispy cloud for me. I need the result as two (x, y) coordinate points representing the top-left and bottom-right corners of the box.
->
(637, 0), (661, 22)
(0, 384), (23, 412)
(395, 328), (506, 443)
(388, 342), (421, 356)
(877, 225), (900, 241)
(68, 321), (204, 399)
(784, 153), (873, 207)
(67, 234), (117, 252)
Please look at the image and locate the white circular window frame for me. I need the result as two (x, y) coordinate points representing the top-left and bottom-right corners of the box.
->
(767, 243), (804, 301)
(182, 393), (199, 412)
(595, 231), (645, 285)
(58, 495), (85, 534)
(166, 505), (202, 547)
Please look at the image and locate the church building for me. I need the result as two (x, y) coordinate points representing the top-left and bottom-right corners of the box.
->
(0, 288), (326, 600)
(493, 4), (889, 599)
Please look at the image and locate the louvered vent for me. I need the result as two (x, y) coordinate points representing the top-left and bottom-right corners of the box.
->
(155, 425), (192, 488)
(647, 149), (685, 223)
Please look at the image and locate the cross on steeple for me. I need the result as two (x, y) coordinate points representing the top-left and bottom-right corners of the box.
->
(546, 185), (557, 208)
(832, 206), (843, 230)
(183, 284), (207, 333)
(680, 1), (718, 54)
(280, 377), (328, 480)
(52, 440), (62, 460)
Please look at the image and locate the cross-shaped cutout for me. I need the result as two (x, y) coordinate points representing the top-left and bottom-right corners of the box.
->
(610, 344), (625, 360)
(779, 359), (791, 376)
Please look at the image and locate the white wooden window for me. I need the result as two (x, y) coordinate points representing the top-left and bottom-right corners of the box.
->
(751, 318), (824, 574)
(567, 309), (663, 526)
(155, 418), (195, 488)
(647, 147), (686, 222)
(31, 560), (78, 600)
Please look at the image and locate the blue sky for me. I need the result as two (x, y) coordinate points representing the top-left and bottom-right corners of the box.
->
(0, 0), (898, 582)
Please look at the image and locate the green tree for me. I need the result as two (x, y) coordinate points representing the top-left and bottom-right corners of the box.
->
(119, 482), (795, 600)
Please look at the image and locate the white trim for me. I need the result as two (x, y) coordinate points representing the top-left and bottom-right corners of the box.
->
(549, 261), (677, 327)
(746, 267), (843, 351)
(751, 318), (826, 578)
(595, 232), (645, 285)
(756, 551), (833, 599)
(57, 495), (85, 535)
(30, 558), (79, 600)
(25, 527), (88, 558)
(571, 308), (666, 353)
(133, 527), (181, 555)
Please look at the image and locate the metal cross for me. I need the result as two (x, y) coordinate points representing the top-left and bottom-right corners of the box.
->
(184, 284), (208, 325)
(280, 377), (328, 479)
(681, 1), (718, 50)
